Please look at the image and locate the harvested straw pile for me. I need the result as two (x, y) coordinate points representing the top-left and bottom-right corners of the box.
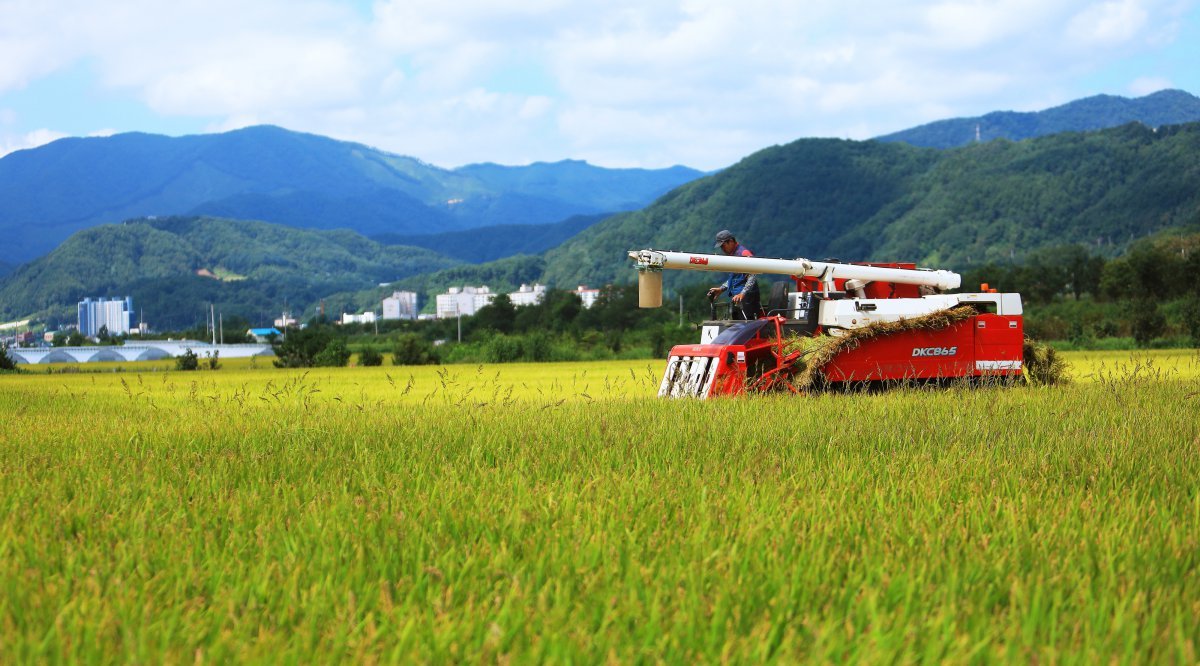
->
(1022, 337), (1069, 385)
(781, 305), (977, 391)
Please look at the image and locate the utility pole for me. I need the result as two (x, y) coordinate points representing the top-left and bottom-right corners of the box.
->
(219, 312), (223, 344)
(210, 304), (216, 345)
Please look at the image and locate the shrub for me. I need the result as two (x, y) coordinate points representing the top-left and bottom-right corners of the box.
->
(205, 350), (221, 371)
(522, 331), (552, 362)
(175, 348), (199, 371)
(485, 334), (523, 363)
(359, 346), (384, 366)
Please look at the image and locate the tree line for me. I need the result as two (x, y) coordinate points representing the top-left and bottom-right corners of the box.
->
(961, 232), (1200, 347)
(264, 230), (1200, 369)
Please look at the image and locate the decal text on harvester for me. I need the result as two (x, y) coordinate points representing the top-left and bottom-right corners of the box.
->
(912, 346), (958, 357)
(689, 256), (709, 265)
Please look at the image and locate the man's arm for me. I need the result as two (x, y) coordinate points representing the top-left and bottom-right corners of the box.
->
(708, 277), (730, 299)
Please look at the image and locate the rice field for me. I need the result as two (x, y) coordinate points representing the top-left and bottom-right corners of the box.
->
(1, 350), (1198, 662)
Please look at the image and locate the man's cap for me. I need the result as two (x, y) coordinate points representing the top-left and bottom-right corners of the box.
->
(714, 229), (735, 247)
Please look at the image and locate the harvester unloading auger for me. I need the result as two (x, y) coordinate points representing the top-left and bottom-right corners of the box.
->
(629, 249), (1024, 397)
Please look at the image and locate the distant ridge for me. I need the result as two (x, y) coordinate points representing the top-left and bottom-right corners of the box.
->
(0, 126), (703, 265)
(535, 120), (1200, 287)
(374, 213), (609, 263)
(876, 89), (1200, 148)
(0, 216), (461, 327)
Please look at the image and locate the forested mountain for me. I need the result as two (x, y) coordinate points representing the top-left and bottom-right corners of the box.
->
(538, 121), (1200, 288)
(0, 125), (703, 264)
(374, 214), (608, 263)
(877, 89), (1200, 148)
(0, 216), (460, 328)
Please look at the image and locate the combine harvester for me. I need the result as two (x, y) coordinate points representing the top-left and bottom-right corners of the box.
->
(629, 249), (1024, 397)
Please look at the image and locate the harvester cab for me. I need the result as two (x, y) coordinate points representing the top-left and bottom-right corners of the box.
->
(630, 248), (1024, 398)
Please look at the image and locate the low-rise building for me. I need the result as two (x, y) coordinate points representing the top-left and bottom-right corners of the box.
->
(436, 286), (496, 319)
(341, 312), (377, 325)
(509, 283), (547, 307)
(574, 285), (601, 309)
(247, 327), (282, 343)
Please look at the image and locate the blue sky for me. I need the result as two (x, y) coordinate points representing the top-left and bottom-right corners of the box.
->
(1, 0), (1197, 170)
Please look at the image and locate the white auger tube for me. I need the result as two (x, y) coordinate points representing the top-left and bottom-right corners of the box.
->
(628, 249), (961, 307)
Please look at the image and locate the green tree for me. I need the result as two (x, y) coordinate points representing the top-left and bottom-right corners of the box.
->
(1130, 300), (1166, 347)
(273, 326), (336, 368)
(1182, 295), (1200, 347)
(472, 294), (516, 335)
(0, 346), (16, 371)
(313, 338), (351, 367)
(391, 334), (438, 365)
(547, 290), (583, 332)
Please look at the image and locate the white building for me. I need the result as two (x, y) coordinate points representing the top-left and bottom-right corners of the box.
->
(382, 291), (418, 320)
(341, 311), (378, 325)
(77, 297), (133, 337)
(509, 283), (547, 307)
(574, 285), (601, 309)
(436, 286), (496, 319)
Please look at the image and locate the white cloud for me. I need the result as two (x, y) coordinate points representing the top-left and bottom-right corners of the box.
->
(0, 128), (68, 158)
(1130, 75), (1175, 94)
(1066, 0), (1151, 46)
(0, 0), (1195, 169)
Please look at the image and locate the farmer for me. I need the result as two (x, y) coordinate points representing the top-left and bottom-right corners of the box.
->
(707, 229), (761, 320)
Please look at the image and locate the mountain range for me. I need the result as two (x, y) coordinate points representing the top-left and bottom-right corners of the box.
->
(0, 126), (702, 265)
(876, 89), (1200, 148)
(418, 120), (1200, 296)
(3, 89), (1200, 325)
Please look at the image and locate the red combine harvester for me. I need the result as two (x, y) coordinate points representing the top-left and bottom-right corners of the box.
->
(629, 249), (1024, 398)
